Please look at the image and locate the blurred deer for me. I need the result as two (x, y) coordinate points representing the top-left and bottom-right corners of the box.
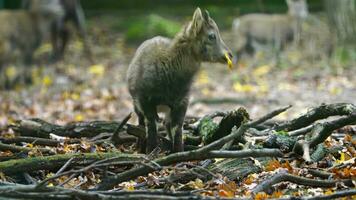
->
(127, 8), (232, 153)
(232, 0), (308, 59)
(0, 0), (64, 89)
(23, 0), (92, 62)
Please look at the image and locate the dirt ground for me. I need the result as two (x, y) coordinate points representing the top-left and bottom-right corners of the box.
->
(0, 14), (355, 129)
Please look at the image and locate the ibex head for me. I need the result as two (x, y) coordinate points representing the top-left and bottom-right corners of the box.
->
(287, 0), (308, 19)
(185, 8), (233, 65)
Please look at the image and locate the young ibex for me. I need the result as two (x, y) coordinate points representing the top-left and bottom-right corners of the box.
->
(232, 0), (308, 57)
(127, 8), (232, 153)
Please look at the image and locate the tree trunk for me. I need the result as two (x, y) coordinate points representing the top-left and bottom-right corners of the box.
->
(324, 0), (356, 45)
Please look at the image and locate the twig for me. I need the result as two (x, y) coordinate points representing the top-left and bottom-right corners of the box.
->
(55, 157), (74, 175)
(111, 113), (132, 145)
(36, 156), (146, 188)
(0, 136), (80, 146)
(288, 125), (314, 136)
(249, 105), (292, 127)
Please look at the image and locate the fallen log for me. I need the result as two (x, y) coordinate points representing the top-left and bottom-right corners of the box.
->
(0, 152), (143, 175)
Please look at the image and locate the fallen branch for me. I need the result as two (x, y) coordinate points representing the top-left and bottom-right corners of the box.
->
(111, 113), (132, 145)
(274, 103), (356, 132)
(252, 171), (353, 194)
(293, 112), (356, 161)
(0, 183), (248, 200)
(303, 189), (356, 200)
(10, 119), (123, 138)
(97, 106), (292, 189)
(0, 152), (143, 174)
(0, 136), (80, 146)
(97, 147), (283, 190)
(0, 142), (54, 155)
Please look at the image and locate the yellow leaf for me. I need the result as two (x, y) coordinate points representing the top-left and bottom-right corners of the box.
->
(122, 181), (135, 191)
(36, 43), (52, 55)
(73, 41), (83, 51)
(265, 159), (281, 171)
(89, 64), (105, 76)
(243, 175), (255, 185)
(187, 178), (205, 189)
(197, 70), (209, 85)
(329, 87), (342, 95)
(254, 192), (269, 200)
(202, 88), (211, 96)
(225, 52), (233, 70)
(5, 66), (17, 79)
(25, 143), (34, 148)
(233, 82), (255, 93)
(75, 114), (84, 122)
(42, 75), (53, 87)
(219, 189), (234, 197)
(253, 65), (270, 77)
(217, 181), (236, 198)
(46, 173), (54, 178)
(62, 91), (70, 99)
(47, 183), (54, 187)
(71, 93), (80, 100)
(324, 189), (333, 195)
(272, 190), (283, 198)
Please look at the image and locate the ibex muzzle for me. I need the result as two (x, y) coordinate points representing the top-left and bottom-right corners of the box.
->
(127, 8), (232, 153)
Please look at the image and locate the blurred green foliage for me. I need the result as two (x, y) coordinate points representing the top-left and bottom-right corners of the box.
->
(125, 14), (180, 42)
(3, 0), (324, 12)
(332, 46), (356, 68)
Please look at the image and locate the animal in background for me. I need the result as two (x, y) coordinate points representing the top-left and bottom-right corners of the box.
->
(22, 0), (92, 62)
(0, 0), (64, 89)
(232, 0), (308, 58)
(127, 8), (233, 153)
(0, 0), (63, 65)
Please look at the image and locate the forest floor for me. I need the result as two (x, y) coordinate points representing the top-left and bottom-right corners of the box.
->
(0, 12), (355, 199)
(1, 22), (355, 125)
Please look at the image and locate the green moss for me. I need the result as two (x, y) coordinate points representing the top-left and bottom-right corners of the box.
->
(199, 117), (219, 144)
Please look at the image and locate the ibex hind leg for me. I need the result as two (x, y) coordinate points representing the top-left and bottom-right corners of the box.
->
(134, 104), (146, 153)
(135, 101), (159, 154)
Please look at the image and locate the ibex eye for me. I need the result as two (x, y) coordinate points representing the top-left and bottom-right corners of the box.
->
(208, 33), (216, 41)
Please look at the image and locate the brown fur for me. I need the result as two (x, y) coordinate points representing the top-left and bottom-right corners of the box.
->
(127, 8), (232, 153)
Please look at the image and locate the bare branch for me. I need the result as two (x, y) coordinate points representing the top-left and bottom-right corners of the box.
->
(252, 171), (353, 194)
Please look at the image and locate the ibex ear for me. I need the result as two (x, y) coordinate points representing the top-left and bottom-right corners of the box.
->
(187, 7), (204, 37)
(203, 9), (210, 21)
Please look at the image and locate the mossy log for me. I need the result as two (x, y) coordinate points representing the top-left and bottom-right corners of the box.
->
(0, 152), (143, 175)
